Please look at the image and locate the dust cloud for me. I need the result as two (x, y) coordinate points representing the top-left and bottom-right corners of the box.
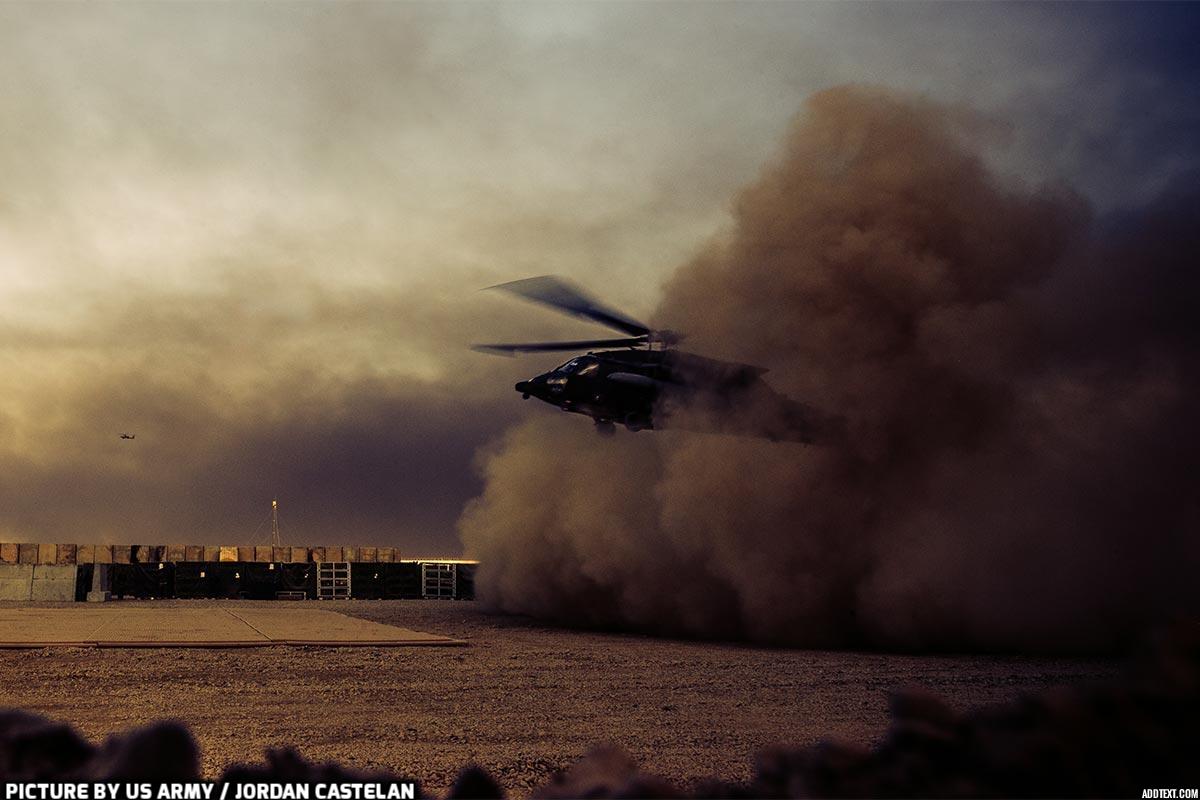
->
(459, 86), (1200, 651)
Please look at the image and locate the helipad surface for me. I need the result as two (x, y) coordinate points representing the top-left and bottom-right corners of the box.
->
(0, 607), (465, 647)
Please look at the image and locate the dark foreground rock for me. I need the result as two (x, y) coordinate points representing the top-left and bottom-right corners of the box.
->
(2, 624), (1198, 797)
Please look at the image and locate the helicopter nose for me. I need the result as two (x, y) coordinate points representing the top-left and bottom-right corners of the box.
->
(515, 381), (531, 398)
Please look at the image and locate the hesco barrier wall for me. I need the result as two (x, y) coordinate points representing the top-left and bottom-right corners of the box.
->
(0, 542), (419, 565)
(0, 543), (477, 601)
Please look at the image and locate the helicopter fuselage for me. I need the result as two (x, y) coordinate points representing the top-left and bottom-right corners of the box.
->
(515, 348), (775, 433)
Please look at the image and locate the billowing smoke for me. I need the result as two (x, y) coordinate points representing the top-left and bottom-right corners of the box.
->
(459, 86), (1200, 652)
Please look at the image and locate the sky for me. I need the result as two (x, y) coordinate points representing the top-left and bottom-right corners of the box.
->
(0, 2), (1196, 556)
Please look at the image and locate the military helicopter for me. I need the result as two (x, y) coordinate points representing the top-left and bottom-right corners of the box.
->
(119, 433), (136, 440)
(474, 276), (825, 441)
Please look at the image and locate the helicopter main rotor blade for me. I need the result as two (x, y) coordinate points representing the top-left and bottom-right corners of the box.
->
(472, 336), (648, 356)
(485, 275), (650, 338)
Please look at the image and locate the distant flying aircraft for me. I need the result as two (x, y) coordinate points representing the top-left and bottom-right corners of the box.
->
(119, 433), (135, 440)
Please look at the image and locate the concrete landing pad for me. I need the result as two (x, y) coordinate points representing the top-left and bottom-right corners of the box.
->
(226, 608), (459, 645)
(0, 607), (465, 648)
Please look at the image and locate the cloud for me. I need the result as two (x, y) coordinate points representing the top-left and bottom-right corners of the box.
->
(0, 277), (525, 552)
(0, 3), (1196, 561)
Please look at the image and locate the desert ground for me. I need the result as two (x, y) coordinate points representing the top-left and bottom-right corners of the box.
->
(0, 600), (1120, 795)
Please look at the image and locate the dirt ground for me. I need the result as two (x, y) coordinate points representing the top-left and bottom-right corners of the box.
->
(0, 600), (1120, 795)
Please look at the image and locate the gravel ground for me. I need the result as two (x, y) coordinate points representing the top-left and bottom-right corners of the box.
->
(0, 600), (1120, 796)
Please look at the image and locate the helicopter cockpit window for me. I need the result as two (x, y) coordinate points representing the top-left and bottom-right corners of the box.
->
(554, 357), (598, 375)
(554, 358), (582, 373)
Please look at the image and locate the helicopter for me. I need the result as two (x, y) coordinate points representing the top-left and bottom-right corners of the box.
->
(119, 433), (136, 440)
(474, 276), (827, 441)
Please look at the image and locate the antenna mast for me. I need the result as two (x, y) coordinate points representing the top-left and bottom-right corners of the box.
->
(270, 498), (281, 547)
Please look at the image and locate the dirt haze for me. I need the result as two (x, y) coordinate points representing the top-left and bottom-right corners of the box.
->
(460, 86), (1200, 652)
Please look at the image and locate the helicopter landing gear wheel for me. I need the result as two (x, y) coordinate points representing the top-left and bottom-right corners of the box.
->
(594, 419), (616, 437)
